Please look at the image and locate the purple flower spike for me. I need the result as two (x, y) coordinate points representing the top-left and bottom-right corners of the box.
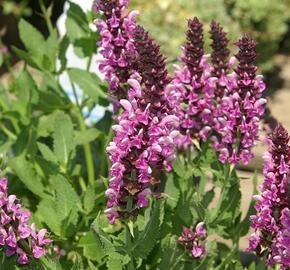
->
(213, 34), (266, 165)
(165, 17), (216, 148)
(94, 0), (138, 99)
(183, 17), (205, 80)
(248, 125), (290, 269)
(0, 178), (52, 265)
(178, 222), (207, 259)
(209, 20), (230, 98)
(106, 26), (179, 224)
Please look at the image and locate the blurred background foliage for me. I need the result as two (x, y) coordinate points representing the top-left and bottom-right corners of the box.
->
(131, 0), (290, 71)
(1, 0), (290, 72)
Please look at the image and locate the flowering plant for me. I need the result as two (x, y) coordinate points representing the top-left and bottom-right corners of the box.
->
(0, 0), (287, 269)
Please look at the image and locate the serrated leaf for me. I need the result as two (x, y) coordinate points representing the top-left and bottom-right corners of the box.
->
(37, 113), (57, 138)
(9, 156), (45, 197)
(158, 237), (182, 270)
(91, 214), (115, 254)
(74, 129), (100, 146)
(50, 174), (81, 223)
(172, 158), (192, 179)
(41, 256), (63, 270)
(131, 201), (162, 259)
(37, 196), (61, 236)
(37, 142), (57, 164)
(106, 252), (123, 270)
(78, 231), (105, 262)
(53, 111), (74, 166)
(68, 68), (107, 103)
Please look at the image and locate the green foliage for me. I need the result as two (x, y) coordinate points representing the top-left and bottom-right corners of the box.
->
(0, 1), (268, 269)
(131, 201), (163, 259)
(131, 0), (290, 71)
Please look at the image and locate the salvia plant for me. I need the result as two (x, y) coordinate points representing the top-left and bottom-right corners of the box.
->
(0, 0), (288, 269)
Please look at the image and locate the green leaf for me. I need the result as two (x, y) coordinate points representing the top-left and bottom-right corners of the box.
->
(131, 201), (162, 259)
(73, 36), (97, 58)
(37, 112), (57, 138)
(37, 91), (69, 113)
(9, 156), (45, 197)
(234, 172), (259, 237)
(53, 111), (74, 166)
(58, 35), (69, 73)
(208, 182), (241, 238)
(158, 237), (182, 270)
(70, 254), (84, 270)
(13, 124), (38, 156)
(172, 157), (192, 179)
(41, 256), (63, 270)
(164, 174), (180, 209)
(13, 70), (38, 120)
(87, 261), (98, 270)
(91, 214), (115, 254)
(106, 252), (123, 270)
(68, 68), (107, 103)
(74, 129), (100, 146)
(83, 185), (96, 213)
(44, 30), (58, 72)
(18, 19), (46, 63)
(50, 174), (81, 223)
(37, 196), (61, 236)
(78, 231), (105, 262)
(12, 46), (40, 69)
(37, 142), (57, 164)
(65, 2), (89, 41)
(91, 215), (124, 269)
(0, 53), (3, 66)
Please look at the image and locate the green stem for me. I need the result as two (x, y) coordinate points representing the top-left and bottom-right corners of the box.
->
(0, 124), (17, 140)
(86, 55), (93, 71)
(68, 76), (95, 186)
(39, 0), (54, 35)
(126, 197), (135, 270)
(77, 112), (95, 186)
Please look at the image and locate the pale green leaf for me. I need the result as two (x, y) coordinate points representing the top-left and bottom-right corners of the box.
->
(78, 231), (105, 262)
(53, 111), (74, 166)
(83, 185), (96, 213)
(37, 196), (61, 236)
(50, 174), (81, 223)
(37, 142), (57, 164)
(68, 68), (107, 103)
(9, 156), (45, 197)
(74, 129), (100, 146)
(18, 19), (45, 63)
(131, 201), (162, 259)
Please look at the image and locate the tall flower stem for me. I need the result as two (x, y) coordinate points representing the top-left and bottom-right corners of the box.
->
(76, 111), (95, 187)
(69, 78), (95, 187)
(126, 197), (135, 270)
